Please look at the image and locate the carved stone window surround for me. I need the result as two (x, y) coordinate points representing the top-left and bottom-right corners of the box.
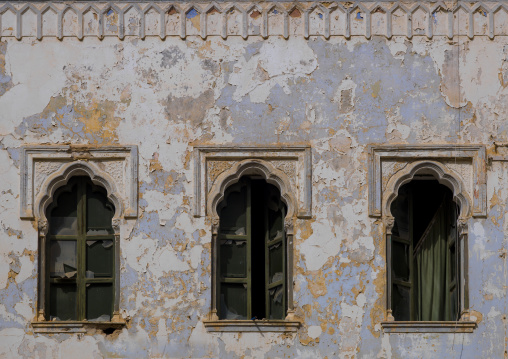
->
(193, 145), (311, 219)
(21, 145), (138, 220)
(194, 145), (310, 331)
(368, 144), (485, 333)
(368, 144), (487, 219)
(21, 145), (138, 332)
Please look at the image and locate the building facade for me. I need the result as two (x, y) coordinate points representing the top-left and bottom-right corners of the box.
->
(0, 1), (507, 358)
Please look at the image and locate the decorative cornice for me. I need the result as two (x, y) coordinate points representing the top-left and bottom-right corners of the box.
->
(0, 2), (507, 40)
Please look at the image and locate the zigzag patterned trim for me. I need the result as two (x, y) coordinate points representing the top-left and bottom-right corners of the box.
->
(0, 2), (507, 40)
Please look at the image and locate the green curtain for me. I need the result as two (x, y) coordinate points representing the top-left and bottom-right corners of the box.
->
(415, 200), (454, 321)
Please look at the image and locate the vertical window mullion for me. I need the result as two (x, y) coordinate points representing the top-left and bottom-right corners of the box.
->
(409, 190), (415, 321)
(282, 204), (286, 318)
(45, 234), (50, 320)
(246, 181), (252, 319)
(264, 185), (270, 319)
(77, 178), (86, 321)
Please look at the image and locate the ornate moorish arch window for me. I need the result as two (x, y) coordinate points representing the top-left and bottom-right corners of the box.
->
(368, 145), (486, 333)
(20, 145), (138, 333)
(194, 146), (312, 332)
(45, 176), (116, 323)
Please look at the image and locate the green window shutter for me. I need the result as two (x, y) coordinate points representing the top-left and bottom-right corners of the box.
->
(391, 186), (413, 321)
(264, 186), (286, 320)
(391, 235), (412, 321)
(447, 200), (459, 321)
(218, 179), (287, 320)
(46, 177), (115, 322)
(218, 181), (250, 320)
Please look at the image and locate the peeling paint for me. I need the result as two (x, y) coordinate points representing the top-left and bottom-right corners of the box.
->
(0, 9), (506, 358)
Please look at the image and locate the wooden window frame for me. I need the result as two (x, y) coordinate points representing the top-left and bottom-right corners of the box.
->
(29, 161), (130, 334)
(376, 158), (479, 333)
(216, 179), (287, 321)
(45, 177), (115, 322)
(203, 159), (302, 332)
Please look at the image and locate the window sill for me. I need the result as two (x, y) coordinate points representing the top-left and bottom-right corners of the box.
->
(203, 319), (301, 332)
(31, 320), (126, 334)
(381, 321), (477, 333)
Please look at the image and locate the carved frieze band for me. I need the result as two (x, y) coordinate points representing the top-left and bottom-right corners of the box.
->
(193, 145), (311, 218)
(20, 145), (139, 220)
(1, 2), (507, 41)
(368, 145), (487, 218)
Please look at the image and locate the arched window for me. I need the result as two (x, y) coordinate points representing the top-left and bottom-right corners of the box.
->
(217, 177), (287, 320)
(390, 179), (460, 321)
(45, 176), (115, 321)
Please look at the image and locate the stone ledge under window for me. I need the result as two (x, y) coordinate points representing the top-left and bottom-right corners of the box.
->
(203, 320), (301, 332)
(381, 321), (477, 333)
(31, 321), (126, 334)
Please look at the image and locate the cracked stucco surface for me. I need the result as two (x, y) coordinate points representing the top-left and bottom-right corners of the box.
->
(0, 33), (507, 358)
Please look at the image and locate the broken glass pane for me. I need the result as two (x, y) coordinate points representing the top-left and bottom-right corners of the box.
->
(269, 284), (284, 319)
(234, 227), (246, 236)
(86, 183), (114, 235)
(50, 217), (78, 235)
(269, 244), (283, 283)
(219, 185), (247, 234)
(49, 185), (78, 235)
(220, 240), (246, 278)
(50, 284), (77, 320)
(86, 240), (113, 278)
(220, 283), (247, 320)
(49, 241), (77, 278)
(86, 284), (113, 321)
(269, 209), (283, 239)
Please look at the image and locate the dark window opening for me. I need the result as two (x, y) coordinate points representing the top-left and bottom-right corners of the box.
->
(217, 177), (287, 320)
(390, 179), (460, 321)
(46, 176), (115, 322)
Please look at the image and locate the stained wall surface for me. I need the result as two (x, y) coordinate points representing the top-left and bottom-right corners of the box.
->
(0, 1), (507, 358)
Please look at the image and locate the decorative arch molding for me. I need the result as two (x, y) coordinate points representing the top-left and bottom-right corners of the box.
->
(35, 161), (123, 230)
(193, 145), (312, 219)
(207, 158), (298, 222)
(368, 144), (486, 218)
(369, 145), (485, 332)
(382, 160), (472, 220)
(196, 146), (308, 331)
(21, 145), (137, 332)
(20, 145), (138, 221)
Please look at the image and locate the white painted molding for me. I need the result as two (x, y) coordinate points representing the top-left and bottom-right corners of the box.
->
(0, 2), (507, 40)
(193, 145), (311, 218)
(20, 145), (138, 220)
(368, 144), (487, 218)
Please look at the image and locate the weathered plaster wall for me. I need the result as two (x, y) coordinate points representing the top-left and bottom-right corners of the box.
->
(0, 2), (507, 358)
